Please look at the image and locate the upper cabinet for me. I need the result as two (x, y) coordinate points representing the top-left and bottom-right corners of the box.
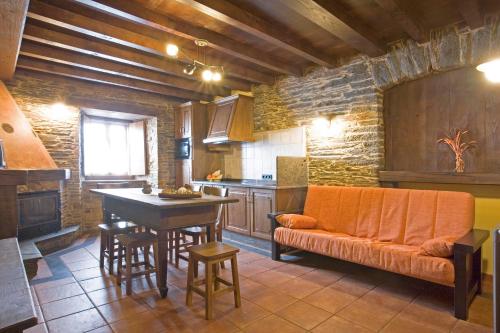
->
(174, 103), (192, 139)
(203, 94), (254, 144)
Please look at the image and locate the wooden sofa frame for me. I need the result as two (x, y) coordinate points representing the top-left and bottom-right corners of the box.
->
(268, 210), (489, 320)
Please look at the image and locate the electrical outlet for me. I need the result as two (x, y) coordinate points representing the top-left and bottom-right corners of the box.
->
(262, 174), (273, 180)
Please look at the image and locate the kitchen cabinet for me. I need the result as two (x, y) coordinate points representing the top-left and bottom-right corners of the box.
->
(174, 104), (192, 139)
(204, 94), (254, 144)
(175, 159), (191, 188)
(249, 189), (274, 240)
(174, 102), (224, 187)
(206, 184), (306, 240)
(225, 186), (250, 235)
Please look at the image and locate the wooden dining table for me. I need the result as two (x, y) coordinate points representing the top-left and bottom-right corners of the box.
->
(91, 188), (238, 297)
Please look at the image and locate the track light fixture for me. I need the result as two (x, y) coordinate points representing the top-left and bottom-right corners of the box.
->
(166, 39), (224, 82)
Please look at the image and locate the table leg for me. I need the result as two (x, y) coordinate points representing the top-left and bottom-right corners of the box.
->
(156, 229), (169, 298)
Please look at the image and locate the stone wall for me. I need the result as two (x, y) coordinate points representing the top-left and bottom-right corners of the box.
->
(252, 17), (500, 186)
(5, 70), (176, 230)
(253, 58), (384, 186)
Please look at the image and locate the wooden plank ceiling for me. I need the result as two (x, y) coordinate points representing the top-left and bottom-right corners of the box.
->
(4, 0), (500, 103)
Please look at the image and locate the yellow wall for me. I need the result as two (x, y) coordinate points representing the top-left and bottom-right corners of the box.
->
(400, 182), (500, 275)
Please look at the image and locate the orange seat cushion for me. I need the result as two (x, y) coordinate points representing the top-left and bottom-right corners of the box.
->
(418, 236), (455, 258)
(274, 227), (455, 285)
(276, 214), (317, 229)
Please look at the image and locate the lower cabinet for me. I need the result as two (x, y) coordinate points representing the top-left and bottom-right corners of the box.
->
(225, 186), (251, 235)
(249, 189), (274, 240)
(224, 187), (276, 240)
(194, 183), (306, 240)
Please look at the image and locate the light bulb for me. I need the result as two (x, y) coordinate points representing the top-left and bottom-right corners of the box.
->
(212, 71), (222, 81)
(165, 43), (179, 57)
(476, 58), (500, 83)
(183, 64), (196, 75)
(202, 69), (213, 81)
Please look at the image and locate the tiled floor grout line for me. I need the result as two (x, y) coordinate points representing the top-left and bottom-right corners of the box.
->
(375, 291), (421, 332)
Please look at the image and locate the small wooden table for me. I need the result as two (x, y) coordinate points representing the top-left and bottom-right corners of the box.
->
(91, 188), (238, 297)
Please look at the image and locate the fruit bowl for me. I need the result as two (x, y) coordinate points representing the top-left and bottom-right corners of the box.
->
(158, 186), (201, 199)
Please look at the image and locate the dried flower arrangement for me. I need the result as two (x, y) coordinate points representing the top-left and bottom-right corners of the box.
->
(437, 129), (477, 173)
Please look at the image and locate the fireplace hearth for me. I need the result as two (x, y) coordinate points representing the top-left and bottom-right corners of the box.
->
(18, 190), (61, 240)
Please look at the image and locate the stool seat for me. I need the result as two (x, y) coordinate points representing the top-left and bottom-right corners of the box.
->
(115, 232), (157, 246)
(181, 226), (206, 235)
(98, 221), (137, 232)
(188, 242), (239, 260)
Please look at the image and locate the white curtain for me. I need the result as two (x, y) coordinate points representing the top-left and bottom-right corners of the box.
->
(83, 116), (145, 176)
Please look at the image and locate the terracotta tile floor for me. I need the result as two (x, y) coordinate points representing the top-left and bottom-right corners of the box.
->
(25, 233), (493, 333)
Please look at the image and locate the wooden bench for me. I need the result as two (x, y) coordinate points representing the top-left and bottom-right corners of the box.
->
(0, 238), (37, 333)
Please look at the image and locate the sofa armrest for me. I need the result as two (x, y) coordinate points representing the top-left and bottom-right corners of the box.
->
(454, 229), (490, 254)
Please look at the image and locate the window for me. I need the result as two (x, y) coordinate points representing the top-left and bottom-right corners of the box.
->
(82, 114), (146, 177)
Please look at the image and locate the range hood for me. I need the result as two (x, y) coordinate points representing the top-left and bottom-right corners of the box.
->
(203, 94), (254, 144)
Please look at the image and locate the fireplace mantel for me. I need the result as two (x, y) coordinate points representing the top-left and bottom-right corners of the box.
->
(0, 168), (70, 185)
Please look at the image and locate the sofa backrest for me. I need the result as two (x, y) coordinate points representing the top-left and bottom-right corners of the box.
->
(303, 185), (474, 245)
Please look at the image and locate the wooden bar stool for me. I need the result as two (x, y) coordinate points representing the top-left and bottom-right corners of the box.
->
(175, 186), (228, 270)
(116, 232), (158, 295)
(186, 242), (241, 320)
(99, 221), (138, 275)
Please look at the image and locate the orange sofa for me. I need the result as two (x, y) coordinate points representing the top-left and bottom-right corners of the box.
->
(269, 185), (489, 320)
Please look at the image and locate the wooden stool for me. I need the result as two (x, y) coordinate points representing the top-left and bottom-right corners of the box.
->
(99, 221), (138, 275)
(116, 232), (158, 295)
(175, 186), (228, 270)
(186, 242), (241, 320)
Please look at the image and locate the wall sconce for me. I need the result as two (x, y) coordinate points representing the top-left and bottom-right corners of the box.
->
(312, 116), (346, 138)
(476, 58), (500, 83)
(46, 102), (72, 121)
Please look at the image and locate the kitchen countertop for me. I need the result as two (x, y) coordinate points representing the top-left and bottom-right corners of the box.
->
(192, 179), (308, 190)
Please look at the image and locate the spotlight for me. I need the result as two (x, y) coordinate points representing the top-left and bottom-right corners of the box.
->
(202, 69), (213, 81)
(165, 43), (179, 57)
(183, 63), (196, 75)
(212, 71), (222, 81)
(477, 58), (500, 83)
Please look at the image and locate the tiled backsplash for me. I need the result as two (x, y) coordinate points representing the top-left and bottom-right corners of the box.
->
(223, 127), (306, 180)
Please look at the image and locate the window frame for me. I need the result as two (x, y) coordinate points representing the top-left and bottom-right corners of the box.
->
(80, 112), (148, 180)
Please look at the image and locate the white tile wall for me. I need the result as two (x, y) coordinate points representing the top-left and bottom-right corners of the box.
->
(223, 126), (306, 180)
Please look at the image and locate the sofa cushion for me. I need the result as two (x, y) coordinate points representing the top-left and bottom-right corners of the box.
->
(302, 185), (474, 246)
(410, 254), (454, 286)
(275, 227), (455, 286)
(418, 236), (454, 258)
(276, 214), (317, 229)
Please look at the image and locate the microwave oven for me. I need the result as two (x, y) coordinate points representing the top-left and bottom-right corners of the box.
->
(175, 138), (191, 159)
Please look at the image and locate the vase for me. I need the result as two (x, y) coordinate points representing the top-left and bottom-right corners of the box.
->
(455, 155), (464, 173)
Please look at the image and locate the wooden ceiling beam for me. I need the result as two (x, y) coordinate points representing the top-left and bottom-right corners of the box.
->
(174, 0), (336, 67)
(0, 0), (29, 80)
(72, 0), (302, 76)
(374, 0), (427, 43)
(19, 41), (230, 97)
(28, 0), (274, 84)
(23, 23), (252, 91)
(456, 0), (483, 29)
(16, 56), (212, 101)
(276, 0), (386, 57)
